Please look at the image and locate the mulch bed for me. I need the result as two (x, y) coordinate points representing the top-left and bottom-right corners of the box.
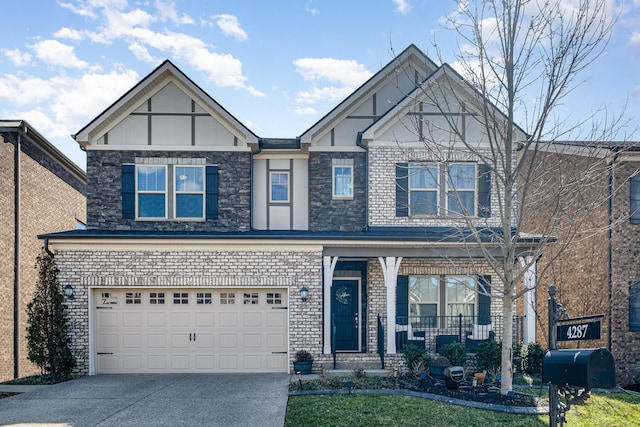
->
(290, 373), (546, 408)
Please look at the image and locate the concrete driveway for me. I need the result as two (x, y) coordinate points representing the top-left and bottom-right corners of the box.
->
(0, 374), (290, 426)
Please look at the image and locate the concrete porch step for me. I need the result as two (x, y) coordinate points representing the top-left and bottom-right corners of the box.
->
(331, 360), (384, 370)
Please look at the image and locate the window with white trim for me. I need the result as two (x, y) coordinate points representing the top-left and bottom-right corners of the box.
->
(447, 163), (476, 215)
(409, 163), (439, 215)
(137, 165), (167, 218)
(270, 172), (289, 202)
(409, 275), (477, 328)
(409, 276), (439, 328)
(332, 165), (353, 199)
(175, 166), (204, 218)
(135, 163), (207, 220)
(397, 162), (489, 218)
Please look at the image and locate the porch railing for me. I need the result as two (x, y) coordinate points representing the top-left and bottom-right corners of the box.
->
(391, 314), (524, 353)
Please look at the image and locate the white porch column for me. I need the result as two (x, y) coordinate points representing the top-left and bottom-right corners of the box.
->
(519, 256), (537, 344)
(379, 256), (402, 354)
(323, 256), (338, 354)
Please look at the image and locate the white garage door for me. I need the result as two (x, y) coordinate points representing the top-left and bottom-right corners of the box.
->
(94, 288), (288, 373)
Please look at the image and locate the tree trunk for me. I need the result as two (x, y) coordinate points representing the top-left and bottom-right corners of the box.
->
(501, 290), (514, 394)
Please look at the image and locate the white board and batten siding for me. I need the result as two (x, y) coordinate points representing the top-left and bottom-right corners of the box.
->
(93, 288), (289, 374)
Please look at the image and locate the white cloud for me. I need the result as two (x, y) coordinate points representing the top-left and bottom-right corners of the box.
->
(294, 58), (372, 87)
(293, 57), (372, 110)
(53, 27), (84, 41)
(393, 0), (411, 15)
(630, 30), (640, 60)
(292, 106), (318, 116)
(154, 0), (194, 25)
(295, 85), (354, 105)
(0, 68), (138, 141)
(2, 49), (32, 66)
(32, 39), (89, 69)
(212, 14), (248, 41)
(128, 43), (157, 63)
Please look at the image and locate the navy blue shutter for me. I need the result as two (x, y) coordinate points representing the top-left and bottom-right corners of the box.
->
(396, 275), (409, 325)
(630, 176), (640, 224)
(478, 275), (492, 325)
(122, 164), (135, 219)
(478, 164), (491, 218)
(396, 163), (409, 217)
(206, 165), (219, 220)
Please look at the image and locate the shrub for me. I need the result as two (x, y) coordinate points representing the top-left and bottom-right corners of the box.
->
(401, 344), (432, 376)
(294, 350), (313, 362)
(26, 250), (75, 375)
(439, 342), (467, 366)
(521, 342), (545, 374)
(475, 340), (501, 372)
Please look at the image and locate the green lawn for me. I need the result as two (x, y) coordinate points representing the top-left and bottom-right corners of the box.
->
(285, 391), (640, 427)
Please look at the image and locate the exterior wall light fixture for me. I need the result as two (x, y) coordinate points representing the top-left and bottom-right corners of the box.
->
(300, 286), (309, 302)
(64, 284), (75, 300)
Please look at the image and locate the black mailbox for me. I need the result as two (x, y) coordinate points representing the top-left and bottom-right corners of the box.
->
(542, 348), (615, 389)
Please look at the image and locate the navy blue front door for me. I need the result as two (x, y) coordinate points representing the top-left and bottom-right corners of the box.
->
(332, 280), (359, 351)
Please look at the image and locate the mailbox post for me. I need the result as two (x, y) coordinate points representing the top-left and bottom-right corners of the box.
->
(546, 285), (615, 427)
(547, 285), (562, 427)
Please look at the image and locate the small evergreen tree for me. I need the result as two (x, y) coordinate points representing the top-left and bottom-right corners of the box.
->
(26, 249), (75, 374)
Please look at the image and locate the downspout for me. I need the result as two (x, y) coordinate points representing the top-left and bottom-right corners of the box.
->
(607, 151), (620, 351)
(13, 123), (25, 379)
(356, 132), (369, 231)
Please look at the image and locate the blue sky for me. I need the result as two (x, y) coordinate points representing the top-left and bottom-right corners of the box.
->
(1, 0), (639, 170)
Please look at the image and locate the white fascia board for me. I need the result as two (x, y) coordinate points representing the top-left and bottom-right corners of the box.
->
(308, 146), (365, 153)
(300, 46), (435, 145)
(85, 145), (252, 153)
(76, 62), (258, 148)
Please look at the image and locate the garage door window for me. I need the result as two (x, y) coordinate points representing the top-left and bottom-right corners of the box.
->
(101, 292), (117, 305)
(244, 293), (259, 305)
(220, 293), (235, 304)
(267, 293), (282, 304)
(173, 293), (189, 304)
(125, 292), (142, 304)
(149, 292), (165, 304)
(197, 292), (212, 304)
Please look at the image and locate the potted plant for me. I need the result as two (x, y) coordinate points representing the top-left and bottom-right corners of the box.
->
(428, 356), (450, 380)
(293, 350), (314, 374)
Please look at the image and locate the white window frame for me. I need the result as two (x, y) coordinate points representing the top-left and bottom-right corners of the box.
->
(332, 165), (354, 200)
(173, 165), (205, 220)
(445, 276), (477, 327)
(136, 165), (168, 219)
(408, 163), (439, 216)
(446, 163), (477, 216)
(408, 275), (478, 328)
(409, 276), (439, 328)
(270, 171), (290, 203)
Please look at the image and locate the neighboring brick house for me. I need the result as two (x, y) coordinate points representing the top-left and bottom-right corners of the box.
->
(0, 121), (86, 381)
(521, 142), (640, 385)
(42, 45), (538, 376)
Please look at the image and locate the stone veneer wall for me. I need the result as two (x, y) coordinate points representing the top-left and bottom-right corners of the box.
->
(367, 146), (509, 228)
(308, 151), (367, 231)
(86, 150), (251, 231)
(53, 247), (323, 375)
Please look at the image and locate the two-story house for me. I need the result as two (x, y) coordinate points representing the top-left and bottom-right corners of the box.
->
(41, 45), (537, 375)
(1, 121), (85, 381)
(522, 141), (640, 386)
